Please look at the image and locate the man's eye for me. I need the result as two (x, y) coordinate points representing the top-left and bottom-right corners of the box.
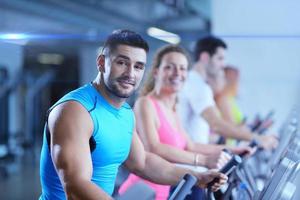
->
(117, 60), (126, 65)
(135, 65), (145, 70)
(164, 65), (171, 69)
(180, 66), (187, 71)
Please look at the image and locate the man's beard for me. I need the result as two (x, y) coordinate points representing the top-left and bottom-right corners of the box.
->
(105, 77), (136, 99)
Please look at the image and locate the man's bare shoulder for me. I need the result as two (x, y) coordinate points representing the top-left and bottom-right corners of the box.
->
(48, 101), (93, 138)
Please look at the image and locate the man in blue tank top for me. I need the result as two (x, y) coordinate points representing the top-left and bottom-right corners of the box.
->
(39, 29), (228, 200)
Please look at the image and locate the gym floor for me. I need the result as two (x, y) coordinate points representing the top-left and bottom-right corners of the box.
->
(0, 148), (41, 200)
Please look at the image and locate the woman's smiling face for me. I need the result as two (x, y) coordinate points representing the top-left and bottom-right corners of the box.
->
(154, 51), (188, 94)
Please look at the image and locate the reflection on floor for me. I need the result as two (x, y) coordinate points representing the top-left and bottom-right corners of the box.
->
(0, 148), (41, 200)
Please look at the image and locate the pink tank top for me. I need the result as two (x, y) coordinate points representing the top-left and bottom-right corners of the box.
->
(119, 97), (187, 200)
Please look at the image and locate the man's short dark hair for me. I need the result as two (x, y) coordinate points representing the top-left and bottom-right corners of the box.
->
(102, 29), (149, 56)
(194, 36), (227, 61)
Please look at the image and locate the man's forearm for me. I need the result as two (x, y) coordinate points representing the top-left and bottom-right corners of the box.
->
(129, 152), (228, 192)
(132, 152), (194, 186)
(64, 178), (112, 200)
(203, 107), (253, 141)
(214, 119), (253, 141)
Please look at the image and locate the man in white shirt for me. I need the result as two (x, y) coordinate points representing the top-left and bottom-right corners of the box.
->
(178, 36), (277, 149)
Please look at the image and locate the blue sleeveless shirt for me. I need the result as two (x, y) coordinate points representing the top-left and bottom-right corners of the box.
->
(39, 83), (134, 199)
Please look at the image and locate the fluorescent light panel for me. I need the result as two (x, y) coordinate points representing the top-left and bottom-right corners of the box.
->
(147, 27), (181, 44)
(37, 53), (64, 65)
(0, 33), (28, 40)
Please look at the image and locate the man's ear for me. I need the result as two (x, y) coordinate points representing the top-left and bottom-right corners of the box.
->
(97, 55), (105, 73)
(199, 52), (210, 63)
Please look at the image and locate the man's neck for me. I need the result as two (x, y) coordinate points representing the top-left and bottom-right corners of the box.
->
(92, 76), (125, 109)
(192, 61), (207, 80)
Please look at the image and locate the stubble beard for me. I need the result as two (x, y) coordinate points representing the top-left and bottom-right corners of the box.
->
(104, 81), (135, 99)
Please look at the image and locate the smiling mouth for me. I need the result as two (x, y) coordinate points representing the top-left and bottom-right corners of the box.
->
(169, 79), (183, 84)
(118, 79), (135, 87)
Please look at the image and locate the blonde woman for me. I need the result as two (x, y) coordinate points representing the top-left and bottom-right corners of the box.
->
(119, 45), (250, 200)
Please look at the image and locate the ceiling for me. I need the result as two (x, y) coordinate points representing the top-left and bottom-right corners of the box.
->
(0, 0), (211, 51)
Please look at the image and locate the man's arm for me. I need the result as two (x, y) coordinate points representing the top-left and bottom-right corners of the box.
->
(125, 131), (227, 190)
(202, 106), (278, 149)
(48, 101), (112, 200)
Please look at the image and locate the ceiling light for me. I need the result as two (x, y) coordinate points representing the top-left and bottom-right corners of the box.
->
(0, 33), (28, 40)
(37, 53), (64, 65)
(147, 27), (181, 44)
